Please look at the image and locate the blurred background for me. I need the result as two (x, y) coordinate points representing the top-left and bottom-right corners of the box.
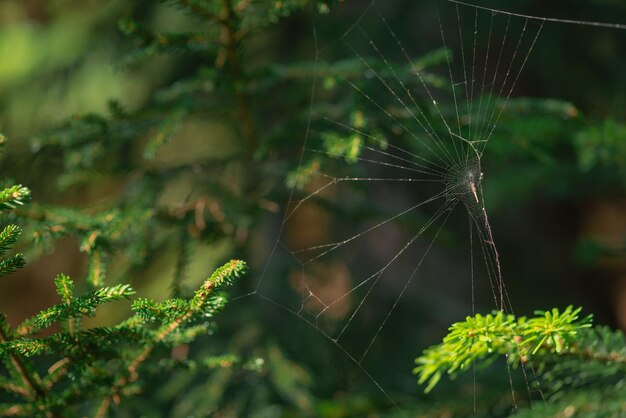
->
(0, 0), (625, 416)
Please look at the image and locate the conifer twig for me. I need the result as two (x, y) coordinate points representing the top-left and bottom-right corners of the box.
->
(94, 260), (244, 417)
(0, 326), (64, 418)
(0, 327), (46, 401)
(94, 291), (212, 418)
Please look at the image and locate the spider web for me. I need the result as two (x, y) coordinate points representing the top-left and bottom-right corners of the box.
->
(235, 0), (625, 414)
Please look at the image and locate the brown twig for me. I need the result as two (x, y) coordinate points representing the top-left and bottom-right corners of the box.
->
(218, 0), (259, 197)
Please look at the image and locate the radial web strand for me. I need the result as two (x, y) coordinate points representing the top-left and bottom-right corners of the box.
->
(234, 0), (625, 414)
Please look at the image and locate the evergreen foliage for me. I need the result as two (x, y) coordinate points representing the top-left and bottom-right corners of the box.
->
(1, 1), (336, 415)
(4, 0), (341, 297)
(0, 0), (625, 416)
(415, 307), (626, 417)
(1, 134), (250, 416)
(0, 146), (29, 279)
(0, 180), (247, 415)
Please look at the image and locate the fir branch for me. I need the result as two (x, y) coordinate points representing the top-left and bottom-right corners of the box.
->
(54, 274), (76, 337)
(94, 259), (246, 417)
(0, 337), (53, 358)
(414, 306), (593, 393)
(0, 204), (26, 278)
(0, 186), (30, 211)
(0, 254), (26, 277)
(0, 318), (46, 402)
(34, 283), (136, 329)
(523, 307), (592, 355)
(3, 330), (143, 362)
(513, 385), (626, 418)
(536, 325), (626, 398)
(0, 225), (21, 258)
(132, 298), (191, 323)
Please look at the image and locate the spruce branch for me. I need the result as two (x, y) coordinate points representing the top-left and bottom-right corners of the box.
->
(0, 225), (21, 258)
(54, 274), (76, 337)
(2, 261), (245, 416)
(0, 185), (31, 211)
(34, 282), (136, 330)
(94, 259), (246, 417)
(1, 327), (143, 359)
(0, 317), (46, 403)
(0, 254), (26, 277)
(0, 177), (54, 413)
(414, 306), (593, 393)
(0, 190), (28, 279)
